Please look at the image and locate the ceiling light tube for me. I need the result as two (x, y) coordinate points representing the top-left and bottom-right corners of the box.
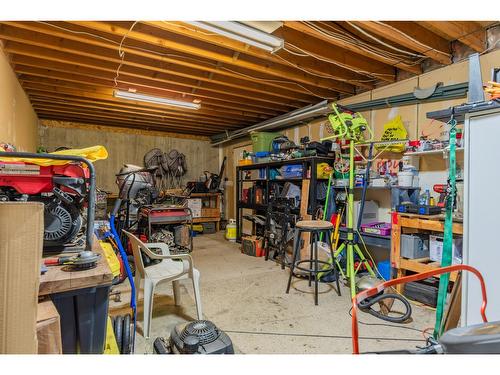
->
(114, 90), (201, 110)
(185, 21), (284, 53)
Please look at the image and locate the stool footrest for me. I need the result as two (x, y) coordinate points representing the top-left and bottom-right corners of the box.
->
(293, 259), (335, 274)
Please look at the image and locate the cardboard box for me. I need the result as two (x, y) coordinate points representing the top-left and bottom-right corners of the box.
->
(429, 235), (463, 265)
(36, 299), (62, 354)
(0, 202), (44, 354)
(187, 198), (202, 218)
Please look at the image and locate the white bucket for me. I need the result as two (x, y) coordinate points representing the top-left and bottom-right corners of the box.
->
(397, 171), (414, 187)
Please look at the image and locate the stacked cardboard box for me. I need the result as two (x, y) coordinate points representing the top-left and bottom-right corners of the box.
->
(0, 203), (44, 354)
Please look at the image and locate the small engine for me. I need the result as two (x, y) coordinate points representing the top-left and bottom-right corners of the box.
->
(154, 320), (234, 354)
(0, 161), (88, 249)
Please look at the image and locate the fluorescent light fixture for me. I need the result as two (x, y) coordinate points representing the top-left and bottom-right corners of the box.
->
(113, 90), (201, 110)
(185, 21), (284, 53)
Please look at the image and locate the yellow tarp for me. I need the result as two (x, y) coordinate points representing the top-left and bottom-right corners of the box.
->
(0, 145), (108, 166)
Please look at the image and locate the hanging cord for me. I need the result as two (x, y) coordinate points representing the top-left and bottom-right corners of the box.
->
(114, 21), (139, 87)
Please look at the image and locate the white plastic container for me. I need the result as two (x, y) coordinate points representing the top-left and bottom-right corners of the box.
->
(397, 171), (414, 187)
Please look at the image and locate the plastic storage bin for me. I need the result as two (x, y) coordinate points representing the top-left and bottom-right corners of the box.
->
(377, 260), (391, 280)
(250, 131), (282, 152)
(401, 233), (429, 259)
(50, 285), (111, 354)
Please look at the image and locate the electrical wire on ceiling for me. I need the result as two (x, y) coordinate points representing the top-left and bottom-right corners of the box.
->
(372, 21), (452, 59)
(114, 21), (139, 87)
(217, 65), (339, 99)
(345, 21), (428, 58)
(275, 52), (377, 84)
(36, 21), (335, 100)
(303, 21), (425, 63)
(283, 41), (392, 79)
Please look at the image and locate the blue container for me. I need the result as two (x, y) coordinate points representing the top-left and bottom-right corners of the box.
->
(377, 260), (391, 281)
(281, 164), (303, 179)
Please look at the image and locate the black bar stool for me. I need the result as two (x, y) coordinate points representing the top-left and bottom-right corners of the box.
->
(286, 220), (341, 305)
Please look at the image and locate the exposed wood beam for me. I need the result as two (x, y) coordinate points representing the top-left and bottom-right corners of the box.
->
(39, 118), (211, 141)
(12, 61), (299, 113)
(33, 106), (223, 133)
(274, 26), (396, 83)
(418, 21), (486, 52)
(67, 21), (355, 94)
(283, 21), (422, 75)
(12, 64), (284, 117)
(38, 114), (215, 136)
(25, 88), (262, 123)
(351, 21), (451, 65)
(0, 25), (315, 108)
(0, 30), (306, 111)
(144, 21), (375, 89)
(0, 22), (324, 102)
(29, 97), (243, 128)
(21, 82), (272, 121)
(27, 93), (248, 126)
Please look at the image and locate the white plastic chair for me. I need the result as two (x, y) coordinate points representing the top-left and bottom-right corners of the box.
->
(123, 230), (203, 339)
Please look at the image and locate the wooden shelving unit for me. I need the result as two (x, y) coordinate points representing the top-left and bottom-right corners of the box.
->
(391, 212), (463, 293)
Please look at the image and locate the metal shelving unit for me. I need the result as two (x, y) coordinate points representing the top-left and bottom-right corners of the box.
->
(235, 156), (335, 241)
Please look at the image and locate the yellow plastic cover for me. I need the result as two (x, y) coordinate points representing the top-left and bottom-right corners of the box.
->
(0, 145), (108, 166)
(100, 240), (121, 279)
(375, 116), (407, 152)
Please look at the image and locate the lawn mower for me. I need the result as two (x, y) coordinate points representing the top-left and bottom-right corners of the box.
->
(153, 320), (234, 354)
(0, 150), (102, 253)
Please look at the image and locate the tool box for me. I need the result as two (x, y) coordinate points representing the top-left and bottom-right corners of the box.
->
(397, 203), (442, 215)
(404, 278), (439, 307)
(241, 235), (265, 257)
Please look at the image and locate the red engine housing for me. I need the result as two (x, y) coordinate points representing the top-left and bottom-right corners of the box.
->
(0, 161), (89, 195)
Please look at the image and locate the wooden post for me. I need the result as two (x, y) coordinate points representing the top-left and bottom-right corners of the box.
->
(299, 179), (312, 260)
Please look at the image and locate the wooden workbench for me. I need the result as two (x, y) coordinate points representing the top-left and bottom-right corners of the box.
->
(39, 237), (113, 296)
(391, 212), (463, 293)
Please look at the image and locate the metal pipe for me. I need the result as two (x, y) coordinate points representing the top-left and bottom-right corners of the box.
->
(0, 152), (96, 250)
(210, 100), (331, 145)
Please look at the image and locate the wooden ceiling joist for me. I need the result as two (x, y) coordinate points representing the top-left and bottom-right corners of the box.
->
(25, 89), (262, 123)
(15, 70), (287, 118)
(13, 62), (301, 113)
(30, 97), (243, 128)
(418, 21), (487, 52)
(274, 26), (397, 83)
(283, 21), (422, 75)
(66, 21), (355, 94)
(0, 22), (328, 102)
(350, 21), (452, 65)
(39, 114), (213, 137)
(21, 82), (274, 121)
(27, 94), (249, 126)
(33, 106), (223, 133)
(144, 21), (376, 90)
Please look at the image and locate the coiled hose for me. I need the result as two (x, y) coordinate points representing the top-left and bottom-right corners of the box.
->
(358, 293), (412, 323)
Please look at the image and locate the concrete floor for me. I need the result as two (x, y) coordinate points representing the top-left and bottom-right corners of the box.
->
(110, 232), (436, 354)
